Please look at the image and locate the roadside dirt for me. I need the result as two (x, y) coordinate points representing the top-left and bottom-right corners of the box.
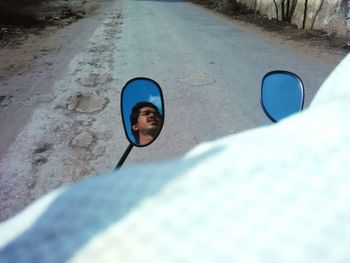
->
(192, 0), (349, 65)
(0, 0), (96, 48)
(0, 0), (100, 79)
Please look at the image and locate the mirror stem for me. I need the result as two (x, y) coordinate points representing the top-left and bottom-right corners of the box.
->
(114, 143), (134, 171)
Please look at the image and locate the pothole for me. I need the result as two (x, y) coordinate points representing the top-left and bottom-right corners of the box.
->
(77, 74), (113, 87)
(70, 131), (95, 148)
(66, 92), (109, 113)
(177, 74), (216, 86)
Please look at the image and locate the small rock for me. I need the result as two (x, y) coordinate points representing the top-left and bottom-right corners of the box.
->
(93, 145), (106, 157)
(44, 15), (53, 21)
(77, 116), (96, 126)
(33, 143), (52, 154)
(33, 157), (48, 166)
(0, 96), (14, 108)
(67, 93), (82, 110)
(70, 131), (95, 148)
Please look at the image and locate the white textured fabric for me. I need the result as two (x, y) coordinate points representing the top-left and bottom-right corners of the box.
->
(0, 55), (349, 262)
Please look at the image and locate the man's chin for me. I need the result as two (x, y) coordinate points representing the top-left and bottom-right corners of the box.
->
(146, 127), (160, 136)
(148, 123), (159, 128)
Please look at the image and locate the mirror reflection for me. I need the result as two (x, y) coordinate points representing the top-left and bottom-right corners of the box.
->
(261, 71), (304, 122)
(121, 78), (164, 147)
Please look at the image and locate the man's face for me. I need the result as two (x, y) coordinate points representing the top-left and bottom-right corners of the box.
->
(132, 106), (161, 136)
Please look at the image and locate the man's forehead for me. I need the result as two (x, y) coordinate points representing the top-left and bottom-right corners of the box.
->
(140, 106), (158, 112)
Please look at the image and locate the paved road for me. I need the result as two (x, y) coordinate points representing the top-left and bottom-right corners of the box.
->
(0, 0), (339, 220)
(114, 0), (335, 162)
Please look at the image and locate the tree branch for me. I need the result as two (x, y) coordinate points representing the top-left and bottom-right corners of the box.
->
(273, 0), (279, 20)
(303, 0), (308, 29)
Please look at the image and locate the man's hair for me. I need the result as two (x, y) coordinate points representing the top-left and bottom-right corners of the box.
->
(130, 102), (160, 142)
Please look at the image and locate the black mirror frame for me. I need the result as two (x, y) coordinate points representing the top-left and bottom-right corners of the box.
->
(261, 70), (305, 123)
(120, 77), (165, 148)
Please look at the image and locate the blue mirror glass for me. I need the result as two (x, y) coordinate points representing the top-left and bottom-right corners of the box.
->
(121, 78), (164, 147)
(261, 71), (304, 122)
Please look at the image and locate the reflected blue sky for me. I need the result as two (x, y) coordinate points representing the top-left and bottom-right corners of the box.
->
(262, 73), (304, 122)
(121, 79), (164, 143)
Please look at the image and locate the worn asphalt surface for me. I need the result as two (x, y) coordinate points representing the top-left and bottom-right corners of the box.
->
(0, 0), (342, 221)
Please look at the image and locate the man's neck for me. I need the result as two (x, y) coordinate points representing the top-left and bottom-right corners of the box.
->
(139, 135), (153, 145)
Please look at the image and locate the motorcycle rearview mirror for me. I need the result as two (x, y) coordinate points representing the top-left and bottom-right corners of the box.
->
(261, 71), (304, 122)
(114, 77), (165, 170)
